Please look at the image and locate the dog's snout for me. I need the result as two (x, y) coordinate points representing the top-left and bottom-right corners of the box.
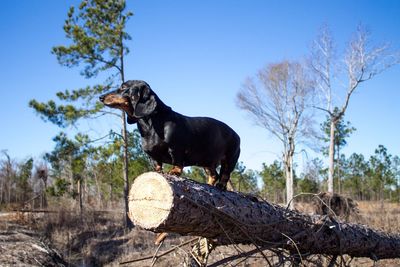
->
(99, 95), (105, 102)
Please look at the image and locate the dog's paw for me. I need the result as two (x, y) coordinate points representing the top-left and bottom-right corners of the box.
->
(155, 164), (163, 173)
(168, 166), (183, 176)
(215, 182), (227, 191)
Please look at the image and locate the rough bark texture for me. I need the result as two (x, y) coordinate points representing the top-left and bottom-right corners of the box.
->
(328, 119), (336, 193)
(122, 111), (133, 229)
(128, 172), (400, 260)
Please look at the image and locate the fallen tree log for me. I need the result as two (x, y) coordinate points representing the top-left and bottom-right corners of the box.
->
(128, 172), (400, 260)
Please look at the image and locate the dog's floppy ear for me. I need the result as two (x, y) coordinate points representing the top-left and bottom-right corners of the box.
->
(127, 115), (138, 124)
(133, 85), (157, 118)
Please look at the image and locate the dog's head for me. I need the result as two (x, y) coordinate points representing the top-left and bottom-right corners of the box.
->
(99, 80), (158, 124)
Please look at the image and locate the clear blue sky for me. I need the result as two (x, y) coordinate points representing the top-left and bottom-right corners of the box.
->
(0, 0), (399, 172)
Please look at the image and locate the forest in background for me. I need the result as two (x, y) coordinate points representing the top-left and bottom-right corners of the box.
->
(1, 0), (399, 214)
(1, 131), (399, 211)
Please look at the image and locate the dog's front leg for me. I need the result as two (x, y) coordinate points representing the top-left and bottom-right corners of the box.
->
(154, 162), (163, 173)
(167, 148), (184, 176)
(204, 167), (218, 186)
(169, 165), (183, 176)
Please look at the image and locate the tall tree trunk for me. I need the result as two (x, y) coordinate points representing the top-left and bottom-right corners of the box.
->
(284, 154), (294, 209)
(119, 33), (133, 229)
(7, 181), (11, 204)
(337, 143), (341, 194)
(122, 112), (133, 229)
(0, 180), (3, 204)
(42, 179), (47, 209)
(78, 178), (83, 217)
(94, 172), (102, 209)
(328, 119), (336, 193)
(284, 139), (295, 209)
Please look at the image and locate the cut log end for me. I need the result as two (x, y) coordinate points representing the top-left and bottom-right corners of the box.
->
(128, 172), (173, 229)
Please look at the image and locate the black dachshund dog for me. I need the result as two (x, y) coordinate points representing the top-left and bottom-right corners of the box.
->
(100, 80), (240, 190)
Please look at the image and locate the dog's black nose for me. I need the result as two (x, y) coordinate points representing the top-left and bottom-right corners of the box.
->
(99, 95), (105, 102)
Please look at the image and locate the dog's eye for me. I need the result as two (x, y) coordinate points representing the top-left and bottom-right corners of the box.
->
(132, 92), (140, 101)
(120, 86), (129, 94)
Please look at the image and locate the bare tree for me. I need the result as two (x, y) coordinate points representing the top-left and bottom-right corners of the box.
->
(310, 25), (400, 193)
(237, 61), (315, 208)
(33, 164), (48, 209)
(0, 151), (17, 205)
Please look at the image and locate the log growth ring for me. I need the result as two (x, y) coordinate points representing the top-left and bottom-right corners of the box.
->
(128, 172), (173, 228)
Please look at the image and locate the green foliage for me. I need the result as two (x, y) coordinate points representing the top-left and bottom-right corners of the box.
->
(42, 128), (152, 203)
(28, 0), (137, 218)
(297, 178), (319, 194)
(368, 145), (396, 199)
(89, 129), (152, 201)
(230, 162), (258, 193)
(184, 162), (259, 194)
(260, 161), (285, 202)
(342, 153), (368, 199)
(29, 0), (132, 127)
(17, 158), (33, 187)
(47, 178), (71, 197)
(298, 158), (323, 197)
(44, 132), (91, 176)
(333, 145), (398, 201)
(320, 107), (356, 156)
(0, 154), (35, 204)
(16, 158), (34, 200)
(259, 147), (399, 203)
(392, 156), (400, 202)
(54, 0), (132, 77)
(184, 167), (207, 184)
(29, 85), (107, 128)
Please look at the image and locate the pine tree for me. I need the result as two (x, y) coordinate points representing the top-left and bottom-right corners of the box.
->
(320, 107), (355, 193)
(29, 0), (134, 227)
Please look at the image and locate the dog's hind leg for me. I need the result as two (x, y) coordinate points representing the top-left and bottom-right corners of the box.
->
(217, 163), (230, 190)
(217, 147), (240, 190)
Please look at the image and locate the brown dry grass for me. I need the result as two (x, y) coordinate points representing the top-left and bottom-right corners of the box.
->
(346, 201), (400, 267)
(356, 201), (400, 233)
(296, 200), (400, 267)
(3, 199), (398, 266)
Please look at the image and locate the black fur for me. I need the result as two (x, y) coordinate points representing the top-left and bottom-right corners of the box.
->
(100, 80), (240, 189)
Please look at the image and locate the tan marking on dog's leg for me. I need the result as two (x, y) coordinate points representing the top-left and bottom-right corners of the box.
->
(168, 165), (183, 176)
(204, 168), (218, 186)
(155, 162), (163, 173)
(207, 176), (217, 186)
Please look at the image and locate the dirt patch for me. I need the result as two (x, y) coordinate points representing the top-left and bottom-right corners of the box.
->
(0, 218), (67, 266)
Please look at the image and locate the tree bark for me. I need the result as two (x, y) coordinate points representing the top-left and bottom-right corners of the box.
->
(284, 152), (294, 209)
(128, 172), (400, 260)
(328, 119), (336, 193)
(121, 111), (133, 229)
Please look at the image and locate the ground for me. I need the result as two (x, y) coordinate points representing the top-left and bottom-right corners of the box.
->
(0, 212), (66, 266)
(0, 201), (399, 266)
